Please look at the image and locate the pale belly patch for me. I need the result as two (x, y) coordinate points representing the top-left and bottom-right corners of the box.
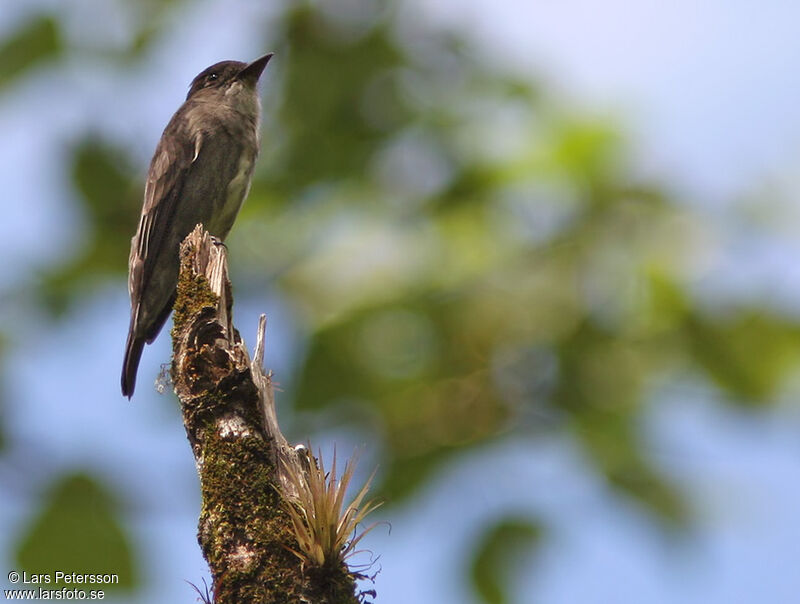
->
(210, 150), (255, 238)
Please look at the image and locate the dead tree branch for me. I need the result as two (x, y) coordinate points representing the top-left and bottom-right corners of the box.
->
(170, 225), (361, 603)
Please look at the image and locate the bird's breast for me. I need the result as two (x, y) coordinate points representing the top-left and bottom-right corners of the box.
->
(210, 146), (256, 239)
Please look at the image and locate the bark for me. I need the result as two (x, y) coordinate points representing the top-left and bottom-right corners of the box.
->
(170, 225), (359, 604)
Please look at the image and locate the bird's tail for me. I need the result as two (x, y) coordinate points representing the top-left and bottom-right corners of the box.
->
(121, 326), (145, 399)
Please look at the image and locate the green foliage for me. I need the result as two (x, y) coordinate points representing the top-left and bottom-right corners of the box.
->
(269, 6), (409, 193)
(14, 473), (137, 590)
(686, 310), (800, 403)
(72, 140), (140, 230)
(469, 516), (542, 604)
(0, 16), (62, 89)
(294, 296), (511, 500)
(40, 139), (140, 314)
(249, 6), (800, 526)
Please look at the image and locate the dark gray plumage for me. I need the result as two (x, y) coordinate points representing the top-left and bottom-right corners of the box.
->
(122, 54), (272, 398)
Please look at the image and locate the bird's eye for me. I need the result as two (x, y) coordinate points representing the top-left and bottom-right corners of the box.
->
(208, 73), (218, 81)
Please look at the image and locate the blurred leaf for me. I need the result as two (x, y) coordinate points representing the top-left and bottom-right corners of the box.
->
(686, 310), (800, 403)
(269, 6), (409, 193)
(295, 295), (512, 501)
(72, 139), (140, 231)
(39, 139), (139, 314)
(15, 473), (137, 590)
(375, 447), (454, 503)
(435, 165), (502, 211)
(555, 321), (687, 524)
(0, 16), (62, 89)
(553, 321), (646, 417)
(128, 0), (188, 57)
(551, 118), (622, 188)
(469, 516), (542, 604)
(295, 298), (465, 411)
(575, 411), (687, 524)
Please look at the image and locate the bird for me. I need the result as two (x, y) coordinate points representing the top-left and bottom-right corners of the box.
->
(121, 53), (273, 398)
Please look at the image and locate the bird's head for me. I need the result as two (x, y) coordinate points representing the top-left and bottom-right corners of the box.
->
(186, 53), (273, 103)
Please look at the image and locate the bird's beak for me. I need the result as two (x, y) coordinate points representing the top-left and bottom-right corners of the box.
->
(237, 53), (274, 85)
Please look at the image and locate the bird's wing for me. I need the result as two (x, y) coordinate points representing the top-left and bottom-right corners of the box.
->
(128, 115), (198, 308)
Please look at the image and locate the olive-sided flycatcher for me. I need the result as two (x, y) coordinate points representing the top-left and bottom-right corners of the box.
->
(121, 53), (273, 398)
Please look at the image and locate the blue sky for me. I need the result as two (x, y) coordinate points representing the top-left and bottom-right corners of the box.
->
(1, 1), (800, 603)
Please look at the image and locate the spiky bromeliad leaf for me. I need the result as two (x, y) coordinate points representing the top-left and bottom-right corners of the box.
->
(280, 449), (383, 569)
